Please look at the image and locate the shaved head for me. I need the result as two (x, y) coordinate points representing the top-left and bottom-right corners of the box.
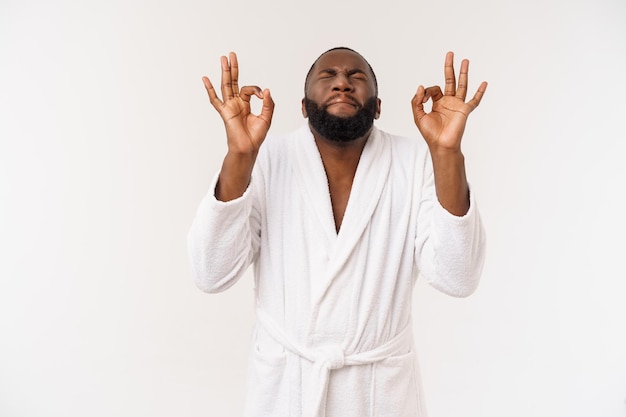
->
(304, 47), (378, 97)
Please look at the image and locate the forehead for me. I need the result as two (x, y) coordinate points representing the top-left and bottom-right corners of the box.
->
(312, 49), (371, 73)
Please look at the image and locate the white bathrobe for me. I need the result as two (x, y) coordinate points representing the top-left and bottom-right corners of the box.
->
(188, 124), (486, 417)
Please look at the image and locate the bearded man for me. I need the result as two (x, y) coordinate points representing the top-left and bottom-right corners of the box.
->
(188, 47), (488, 417)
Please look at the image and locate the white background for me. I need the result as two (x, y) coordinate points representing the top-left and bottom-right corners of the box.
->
(1, 0), (625, 416)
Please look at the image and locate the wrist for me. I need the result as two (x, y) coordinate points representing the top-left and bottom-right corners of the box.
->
(225, 148), (257, 163)
(429, 145), (464, 164)
(215, 152), (257, 202)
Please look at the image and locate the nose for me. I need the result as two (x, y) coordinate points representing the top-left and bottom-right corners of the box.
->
(332, 73), (353, 92)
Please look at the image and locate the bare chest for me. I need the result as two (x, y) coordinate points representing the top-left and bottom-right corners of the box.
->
(327, 177), (353, 232)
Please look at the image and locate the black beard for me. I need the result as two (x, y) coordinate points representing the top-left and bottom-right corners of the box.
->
(304, 96), (378, 142)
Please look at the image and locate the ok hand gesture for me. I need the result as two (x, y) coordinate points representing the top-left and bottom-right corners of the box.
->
(411, 52), (487, 152)
(203, 52), (275, 156)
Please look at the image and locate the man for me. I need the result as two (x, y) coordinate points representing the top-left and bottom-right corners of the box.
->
(188, 47), (487, 417)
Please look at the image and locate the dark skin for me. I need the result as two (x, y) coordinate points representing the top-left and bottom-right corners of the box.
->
(201, 52), (274, 203)
(202, 49), (487, 231)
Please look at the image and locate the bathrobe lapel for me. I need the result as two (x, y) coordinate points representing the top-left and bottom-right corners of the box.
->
(290, 125), (392, 310)
(328, 127), (390, 281)
(290, 125), (339, 251)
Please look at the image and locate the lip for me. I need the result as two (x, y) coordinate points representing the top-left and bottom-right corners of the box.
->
(327, 102), (356, 109)
(325, 95), (358, 108)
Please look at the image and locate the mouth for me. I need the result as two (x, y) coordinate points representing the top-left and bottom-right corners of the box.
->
(324, 95), (359, 109)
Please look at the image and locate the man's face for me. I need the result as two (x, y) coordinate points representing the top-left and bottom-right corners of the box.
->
(302, 49), (381, 142)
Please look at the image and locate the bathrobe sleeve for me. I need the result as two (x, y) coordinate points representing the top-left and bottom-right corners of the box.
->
(414, 164), (487, 298)
(187, 171), (263, 293)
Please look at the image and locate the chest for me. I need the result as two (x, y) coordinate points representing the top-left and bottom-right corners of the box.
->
(327, 174), (354, 233)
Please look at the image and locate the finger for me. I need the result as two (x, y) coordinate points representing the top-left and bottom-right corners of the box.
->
(229, 52), (240, 97)
(239, 85), (263, 103)
(411, 85), (427, 122)
(466, 81), (488, 112)
(202, 76), (224, 110)
(456, 59), (469, 101)
(220, 55), (234, 100)
(259, 88), (275, 125)
(424, 86), (444, 102)
(444, 51), (456, 96)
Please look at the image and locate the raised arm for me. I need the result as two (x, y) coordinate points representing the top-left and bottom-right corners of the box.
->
(203, 52), (275, 201)
(411, 52), (487, 216)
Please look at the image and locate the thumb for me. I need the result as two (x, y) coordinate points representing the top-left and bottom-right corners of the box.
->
(411, 85), (427, 122)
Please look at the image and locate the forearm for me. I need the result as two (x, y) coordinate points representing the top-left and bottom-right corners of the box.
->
(417, 196), (486, 297)
(429, 147), (470, 216)
(415, 174), (486, 298)
(215, 150), (257, 201)
(189, 173), (260, 293)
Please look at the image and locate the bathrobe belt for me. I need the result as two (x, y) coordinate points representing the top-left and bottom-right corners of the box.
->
(256, 308), (414, 417)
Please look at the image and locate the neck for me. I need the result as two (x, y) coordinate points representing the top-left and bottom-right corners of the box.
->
(310, 124), (372, 161)
(311, 125), (372, 191)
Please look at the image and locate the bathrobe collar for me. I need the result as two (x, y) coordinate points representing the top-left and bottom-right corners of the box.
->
(290, 124), (392, 305)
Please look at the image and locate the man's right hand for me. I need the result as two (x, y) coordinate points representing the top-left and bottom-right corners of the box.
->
(202, 52), (275, 201)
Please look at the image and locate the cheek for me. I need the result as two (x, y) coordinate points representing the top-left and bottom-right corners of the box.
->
(307, 79), (333, 94)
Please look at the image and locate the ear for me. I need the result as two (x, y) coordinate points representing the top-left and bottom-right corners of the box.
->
(301, 98), (308, 118)
(375, 98), (382, 119)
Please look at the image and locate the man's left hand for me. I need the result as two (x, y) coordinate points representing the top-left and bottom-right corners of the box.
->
(411, 51), (487, 152)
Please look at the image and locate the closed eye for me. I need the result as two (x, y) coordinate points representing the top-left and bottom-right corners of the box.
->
(318, 69), (337, 79)
(349, 71), (367, 80)
(317, 69), (368, 80)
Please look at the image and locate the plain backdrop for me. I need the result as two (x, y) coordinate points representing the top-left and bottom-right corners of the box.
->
(1, 0), (625, 416)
